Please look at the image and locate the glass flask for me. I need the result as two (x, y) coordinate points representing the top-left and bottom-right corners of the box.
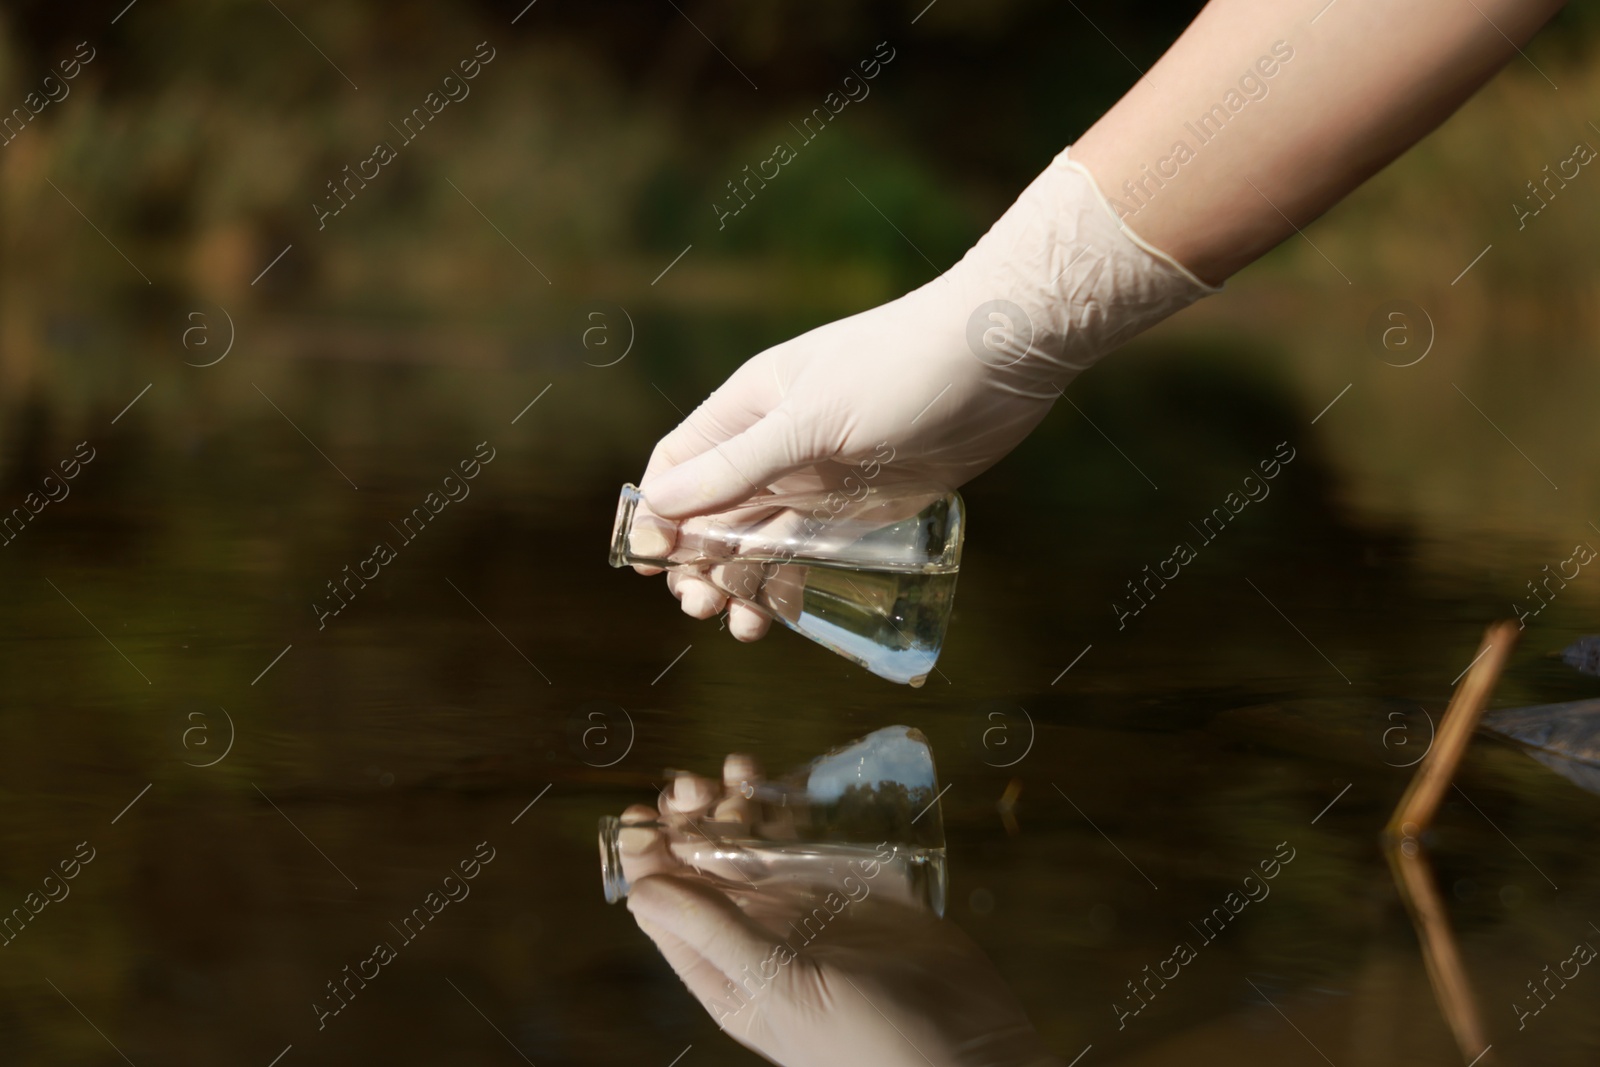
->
(609, 482), (964, 686)
(600, 725), (949, 915)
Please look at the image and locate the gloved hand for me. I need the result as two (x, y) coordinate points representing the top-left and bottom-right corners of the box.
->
(617, 757), (1062, 1067)
(637, 147), (1218, 639)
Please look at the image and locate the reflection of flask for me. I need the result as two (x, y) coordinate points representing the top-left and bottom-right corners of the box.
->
(609, 483), (964, 686)
(600, 725), (949, 915)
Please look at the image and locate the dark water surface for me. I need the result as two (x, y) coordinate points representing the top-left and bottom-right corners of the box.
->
(1, 327), (1596, 1067)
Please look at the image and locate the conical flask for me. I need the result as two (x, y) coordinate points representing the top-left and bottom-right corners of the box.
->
(609, 483), (964, 686)
(600, 725), (949, 915)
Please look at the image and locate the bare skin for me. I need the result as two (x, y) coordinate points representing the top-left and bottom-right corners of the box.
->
(1072, 0), (1569, 284)
(638, 0), (1571, 641)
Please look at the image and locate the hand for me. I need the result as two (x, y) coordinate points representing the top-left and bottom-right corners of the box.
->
(616, 758), (1061, 1067)
(635, 149), (1216, 640)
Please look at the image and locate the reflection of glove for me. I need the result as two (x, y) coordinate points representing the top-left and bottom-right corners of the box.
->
(638, 147), (1218, 638)
(618, 759), (1062, 1067)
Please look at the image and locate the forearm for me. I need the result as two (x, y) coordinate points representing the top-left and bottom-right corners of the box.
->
(1072, 0), (1568, 284)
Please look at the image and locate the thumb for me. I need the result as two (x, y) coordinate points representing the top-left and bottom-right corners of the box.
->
(627, 874), (783, 982)
(640, 410), (811, 519)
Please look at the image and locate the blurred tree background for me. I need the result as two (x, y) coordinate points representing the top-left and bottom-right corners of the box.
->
(0, 0), (1596, 542)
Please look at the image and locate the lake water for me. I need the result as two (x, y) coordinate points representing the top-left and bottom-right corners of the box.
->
(1, 305), (1596, 1067)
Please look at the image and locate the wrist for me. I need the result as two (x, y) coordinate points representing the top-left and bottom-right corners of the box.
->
(948, 146), (1220, 391)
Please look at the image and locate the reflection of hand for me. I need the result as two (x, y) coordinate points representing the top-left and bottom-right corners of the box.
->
(635, 149), (1215, 640)
(619, 759), (1061, 1067)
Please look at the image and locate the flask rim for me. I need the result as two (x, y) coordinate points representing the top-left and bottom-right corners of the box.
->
(609, 483), (643, 568)
(598, 815), (630, 903)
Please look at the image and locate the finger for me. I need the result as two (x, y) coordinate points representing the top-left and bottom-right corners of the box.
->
(617, 823), (685, 885)
(621, 804), (659, 825)
(698, 506), (808, 629)
(759, 564), (807, 625)
(633, 915), (745, 1015)
(705, 560), (763, 610)
(627, 874), (782, 982)
(679, 578), (728, 620)
(639, 354), (783, 490)
(642, 409), (816, 520)
(707, 561), (806, 628)
(659, 772), (718, 823)
(713, 753), (761, 824)
(667, 571), (727, 620)
(625, 496), (678, 576)
(727, 600), (772, 642)
(723, 753), (761, 790)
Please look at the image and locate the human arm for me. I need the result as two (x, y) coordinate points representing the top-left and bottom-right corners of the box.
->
(634, 0), (1568, 640)
(1072, 0), (1569, 283)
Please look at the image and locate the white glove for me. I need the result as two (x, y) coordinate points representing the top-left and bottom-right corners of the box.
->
(617, 760), (1062, 1067)
(638, 146), (1218, 638)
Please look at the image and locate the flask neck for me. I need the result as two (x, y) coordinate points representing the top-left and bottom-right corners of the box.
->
(611, 483), (743, 570)
(610, 481), (967, 573)
(597, 815), (630, 904)
(609, 483), (677, 568)
(609, 484), (640, 568)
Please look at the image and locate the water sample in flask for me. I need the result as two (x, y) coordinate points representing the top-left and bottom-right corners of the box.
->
(609, 482), (964, 685)
(599, 724), (949, 915)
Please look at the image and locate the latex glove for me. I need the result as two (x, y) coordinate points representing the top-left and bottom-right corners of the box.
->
(616, 759), (1062, 1067)
(637, 146), (1218, 639)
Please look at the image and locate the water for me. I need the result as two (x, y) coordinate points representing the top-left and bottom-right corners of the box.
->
(7, 344), (1600, 1064)
(3, 363), (1600, 1062)
(613, 484), (964, 685)
(9, 357), (1600, 1063)
(716, 841), (949, 916)
(629, 837), (949, 916)
(788, 565), (959, 687)
(604, 724), (949, 910)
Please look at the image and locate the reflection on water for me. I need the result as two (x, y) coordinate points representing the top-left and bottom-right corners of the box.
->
(1, 325), (1597, 1064)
